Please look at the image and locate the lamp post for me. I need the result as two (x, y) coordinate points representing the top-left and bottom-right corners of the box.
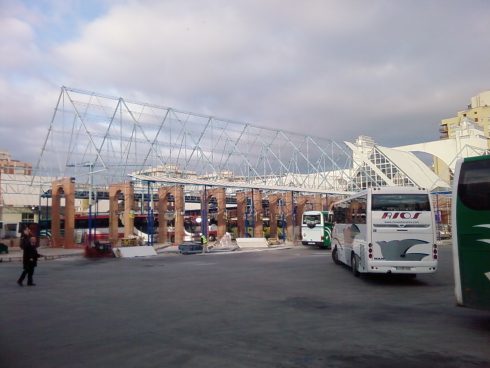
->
(201, 185), (208, 239)
(147, 181), (154, 246)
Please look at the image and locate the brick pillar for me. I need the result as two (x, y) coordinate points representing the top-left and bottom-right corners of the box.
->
(208, 188), (226, 240)
(51, 187), (61, 248)
(236, 192), (246, 238)
(174, 186), (184, 245)
(157, 188), (170, 244)
(108, 190), (119, 245)
(123, 184), (134, 237)
(327, 195), (339, 211)
(268, 194), (280, 240)
(312, 194), (323, 211)
(109, 183), (134, 245)
(295, 195), (308, 227)
(284, 191), (294, 242)
(252, 189), (263, 237)
(51, 178), (75, 248)
(64, 180), (75, 248)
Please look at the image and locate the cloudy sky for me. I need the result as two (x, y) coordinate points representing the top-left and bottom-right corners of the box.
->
(1, 0), (489, 163)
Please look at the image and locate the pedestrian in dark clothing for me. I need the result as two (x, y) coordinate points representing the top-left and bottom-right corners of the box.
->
(20, 227), (32, 250)
(17, 236), (42, 286)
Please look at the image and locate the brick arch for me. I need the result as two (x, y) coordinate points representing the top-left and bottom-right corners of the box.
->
(109, 183), (134, 245)
(265, 192), (294, 241)
(51, 178), (75, 248)
(205, 188), (227, 240)
(295, 194), (323, 226)
(157, 185), (184, 245)
(235, 190), (264, 238)
(266, 194), (281, 240)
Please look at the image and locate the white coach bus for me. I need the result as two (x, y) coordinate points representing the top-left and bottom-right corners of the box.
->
(301, 211), (333, 249)
(330, 186), (438, 277)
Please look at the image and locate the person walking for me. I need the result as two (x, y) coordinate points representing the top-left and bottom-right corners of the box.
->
(17, 236), (42, 286)
(20, 226), (32, 250)
(200, 233), (208, 254)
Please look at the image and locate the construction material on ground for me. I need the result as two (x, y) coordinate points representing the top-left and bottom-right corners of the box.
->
(113, 246), (157, 258)
(85, 241), (114, 258)
(178, 242), (203, 255)
(121, 237), (138, 247)
(219, 233), (233, 247)
(236, 238), (269, 249)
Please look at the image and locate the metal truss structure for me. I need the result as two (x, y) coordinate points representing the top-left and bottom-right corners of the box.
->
(34, 87), (370, 194)
(349, 145), (417, 189)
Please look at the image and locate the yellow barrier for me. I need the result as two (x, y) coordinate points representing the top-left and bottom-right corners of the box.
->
(121, 237), (138, 247)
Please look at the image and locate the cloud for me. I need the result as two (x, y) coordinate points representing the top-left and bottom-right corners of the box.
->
(1, 0), (490, 164)
(0, 15), (41, 71)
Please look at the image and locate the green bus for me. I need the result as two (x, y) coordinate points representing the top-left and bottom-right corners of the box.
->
(452, 154), (490, 310)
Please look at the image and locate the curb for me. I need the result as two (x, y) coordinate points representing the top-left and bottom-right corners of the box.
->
(0, 252), (84, 263)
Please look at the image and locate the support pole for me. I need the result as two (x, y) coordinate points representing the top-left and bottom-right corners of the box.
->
(251, 189), (255, 237)
(201, 185), (208, 238)
(88, 163), (93, 243)
(147, 181), (154, 246)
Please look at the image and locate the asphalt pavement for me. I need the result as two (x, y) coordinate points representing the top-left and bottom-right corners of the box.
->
(0, 244), (488, 368)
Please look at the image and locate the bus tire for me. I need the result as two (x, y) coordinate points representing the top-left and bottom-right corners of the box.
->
(351, 254), (360, 277)
(332, 246), (341, 265)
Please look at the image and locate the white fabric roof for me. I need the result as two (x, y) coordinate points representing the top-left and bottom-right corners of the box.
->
(376, 146), (450, 190)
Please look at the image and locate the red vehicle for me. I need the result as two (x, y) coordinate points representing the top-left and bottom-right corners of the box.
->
(48, 212), (218, 244)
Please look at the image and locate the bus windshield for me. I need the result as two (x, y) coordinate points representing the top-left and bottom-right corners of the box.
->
(303, 214), (321, 226)
(371, 194), (430, 211)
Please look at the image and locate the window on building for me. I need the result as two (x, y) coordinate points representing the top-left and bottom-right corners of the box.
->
(475, 118), (479, 122)
(21, 213), (34, 223)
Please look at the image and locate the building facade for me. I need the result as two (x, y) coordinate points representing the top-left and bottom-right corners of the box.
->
(0, 151), (38, 240)
(0, 151), (32, 175)
(435, 91), (490, 181)
(439, 91), (490, 140)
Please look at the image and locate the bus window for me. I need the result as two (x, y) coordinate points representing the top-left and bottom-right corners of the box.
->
(333, 202), (348, 223)
(372, 194), (430, 211)
(349, 197), (367, 225)
(458, 159), (490, 211)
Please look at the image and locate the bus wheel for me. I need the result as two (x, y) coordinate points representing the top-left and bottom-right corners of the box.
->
(351, 254), (360, 277)
(332, 246), (341, 265)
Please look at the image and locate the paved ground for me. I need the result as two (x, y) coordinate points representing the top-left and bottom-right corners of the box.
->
(0, 246), (84, 262)
(0, 245), (488, 368)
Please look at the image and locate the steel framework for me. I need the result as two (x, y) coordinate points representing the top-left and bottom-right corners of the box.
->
(34, 86), (371, 193)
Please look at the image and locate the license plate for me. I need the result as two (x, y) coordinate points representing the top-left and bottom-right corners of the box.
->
(308, 242), (315, 245)
(396, 266), (411, 270)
